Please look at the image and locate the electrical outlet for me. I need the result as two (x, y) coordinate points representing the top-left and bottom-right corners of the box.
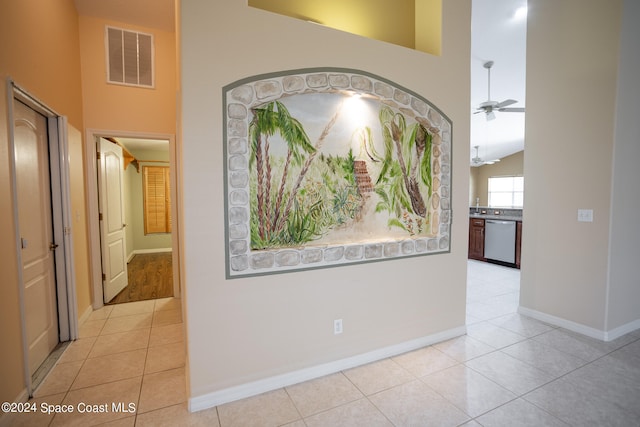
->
(334, 319), (343, 335)
(577, 209), (593, 222)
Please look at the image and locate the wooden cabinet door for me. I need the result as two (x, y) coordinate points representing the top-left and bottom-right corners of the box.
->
(468, 218), (485, 260)
(515, 221), (522, 268)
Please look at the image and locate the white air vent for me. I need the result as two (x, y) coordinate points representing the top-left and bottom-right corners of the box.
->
(106, 26), (154, 88)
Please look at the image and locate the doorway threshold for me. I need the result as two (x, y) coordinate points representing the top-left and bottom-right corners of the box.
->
(31, 341), (71, 395)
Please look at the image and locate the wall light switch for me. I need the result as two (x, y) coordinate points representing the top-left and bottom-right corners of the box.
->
(578, 209), (593, 222)
(334, 319), (343, 335)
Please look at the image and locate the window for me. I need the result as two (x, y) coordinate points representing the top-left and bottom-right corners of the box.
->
(106, 26), (154, 88)
(143, 166), (171, 234)
(488, 176), (524, 208)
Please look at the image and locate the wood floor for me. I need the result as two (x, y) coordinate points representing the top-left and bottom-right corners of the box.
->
(108, 252), (173, 304)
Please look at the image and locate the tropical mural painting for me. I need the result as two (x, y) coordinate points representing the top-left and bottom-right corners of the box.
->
(223, 68), (452, 277)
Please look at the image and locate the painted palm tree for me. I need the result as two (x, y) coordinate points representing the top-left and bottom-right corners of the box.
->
(249, 101), (314, 243)
(249, 102), (275, 241)
(273, 99), (345, 235)
(376, 106), (433, 220)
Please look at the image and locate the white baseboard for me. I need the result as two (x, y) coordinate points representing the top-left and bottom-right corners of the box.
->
(127, 248), (173, 262)
(518, 306), (640, 342)
(189, 325), (466, 413)
(78, 304), (94, 326)
(603, 318), (640, 341)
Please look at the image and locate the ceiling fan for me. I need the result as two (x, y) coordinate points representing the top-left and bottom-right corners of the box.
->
(475, 60), (525, 121)
(471, 145), (500, 166)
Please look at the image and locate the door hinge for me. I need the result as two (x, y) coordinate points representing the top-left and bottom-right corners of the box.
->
(99, 213), (103, 221)
(102, 273), (106, 281)
(96, 151), (101, 160)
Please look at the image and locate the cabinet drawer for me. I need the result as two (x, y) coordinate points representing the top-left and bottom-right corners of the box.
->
(471, 219), (485, 227)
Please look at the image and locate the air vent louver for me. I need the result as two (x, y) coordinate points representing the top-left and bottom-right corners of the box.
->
(106, 26), (154, 88)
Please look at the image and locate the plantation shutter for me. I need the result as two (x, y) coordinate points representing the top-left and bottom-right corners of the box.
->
(143, 166), (171, 234)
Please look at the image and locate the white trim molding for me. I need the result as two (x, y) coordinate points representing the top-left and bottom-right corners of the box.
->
(604, 319), (640, 341)
(188, 325), (466, 412)
(127, 248), (173, 263)
(518, 306), (640, 342)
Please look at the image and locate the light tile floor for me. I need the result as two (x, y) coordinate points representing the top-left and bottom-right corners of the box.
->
(12, 261), (640, 426)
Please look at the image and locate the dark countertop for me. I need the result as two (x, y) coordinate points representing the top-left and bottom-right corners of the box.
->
(470, 213), (522, 222)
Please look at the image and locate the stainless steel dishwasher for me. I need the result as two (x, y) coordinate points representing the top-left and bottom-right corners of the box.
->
(484, 220), (516, 263)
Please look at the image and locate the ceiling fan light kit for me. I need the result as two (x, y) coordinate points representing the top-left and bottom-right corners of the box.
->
(471, 145), (500, 166)
(475, 60), (525, 121)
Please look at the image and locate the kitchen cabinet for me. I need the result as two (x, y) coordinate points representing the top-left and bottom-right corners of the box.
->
(468, 218), (485, 261)
(515, 221), (522, 268)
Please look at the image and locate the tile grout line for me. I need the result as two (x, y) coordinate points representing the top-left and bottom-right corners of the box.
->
(500, 333), (640, 425)
(46, 305), (106, 427)
(132, 298), (160, 423)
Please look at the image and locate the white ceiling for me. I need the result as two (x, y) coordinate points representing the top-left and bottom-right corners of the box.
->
(470, 0), (528, 166)
(74, 0), (527, 166)
(114, 137), (169, 153)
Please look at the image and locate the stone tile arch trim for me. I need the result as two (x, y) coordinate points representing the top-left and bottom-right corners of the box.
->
(222, 68), (452, 278)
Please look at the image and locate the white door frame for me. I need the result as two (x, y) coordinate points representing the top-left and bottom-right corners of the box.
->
(85, 129), (181, 308)
(6, 79), (78, 396)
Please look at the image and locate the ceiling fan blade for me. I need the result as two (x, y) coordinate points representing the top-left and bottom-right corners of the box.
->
(496, 99), (517, 108)
(499, 107), (526, 112)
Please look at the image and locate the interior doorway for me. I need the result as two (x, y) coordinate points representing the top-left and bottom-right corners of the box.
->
(9, 83), (77, 395)
(86, 131), (180, 308)
(13, 99), (60, 377)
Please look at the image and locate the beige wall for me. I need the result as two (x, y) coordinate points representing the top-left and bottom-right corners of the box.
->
(606, 0), (640, 331)
(521, 0), (622, 331)
(124, 149), (172, 255)
(469, 166), (479, 207)
(0, 0), (88, 405)
(181, 0), (470, 403)
(470, 150), (524, 206)
(0, 0), (83, 128)
(78, 15), (177, 135)
(124, 164), (136, 257)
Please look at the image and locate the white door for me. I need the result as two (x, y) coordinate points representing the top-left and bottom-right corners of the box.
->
(98, 138), (129, 302)
(14, 100), (59, 376)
